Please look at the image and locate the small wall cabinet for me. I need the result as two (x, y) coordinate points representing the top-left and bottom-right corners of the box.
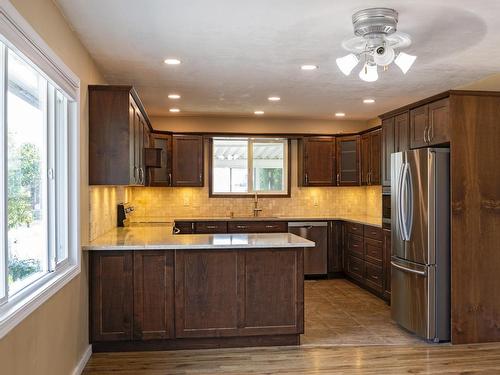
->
(360, 129), (381, 186)
(336, 136), (360, 186)
(298, 137), (336, 186)
(410, 97), (450, 149)
(172, 135), (204, 187)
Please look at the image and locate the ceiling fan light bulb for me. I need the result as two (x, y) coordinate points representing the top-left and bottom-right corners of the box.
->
(395, 52), (417, 74)
(359, 63), (378, 82)
(373, 45), (395, 66)
(336, 53), (359, 76)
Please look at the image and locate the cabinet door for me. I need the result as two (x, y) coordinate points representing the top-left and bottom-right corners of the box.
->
(383, 229), (391, 301)
(336, 136), (360, 186)
(381, 117), (395, 187)
(360, 134), (371, 185)
(133, 251), (175, 340)
(395, 112), (410, 152)
(428, 98), (450, 145)
(370, 130), (381, 185)
(172, 135), (204, 187)
(90, 252), (133, 342)
(149, 134), (173, 186)
(410, 104), (429, 149)
(128, 101), (137, 184)
(300, 137), (335, 186)
(328, 221), (343, 273)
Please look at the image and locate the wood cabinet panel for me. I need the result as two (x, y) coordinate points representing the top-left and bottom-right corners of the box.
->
(410, 104), (429, 149)
(428, 98), (450, 145)
(395, 112), (410, 152)
(173, 221), (195, 234)
(364, 225), (383, 241)
(298, 137), (336, 186)
(91, 252), (134, 342)
(227, 221), (287, 233)
(364, 238), (383, 267)
(133, 251), (175, 340)
(242, 249), (303, 335)
(175, 250), (240, 338)
(361, 130), (381, 185)
(148, 133), (172, 186)
(172, 135), (204, 187)
(347, 233), (364, 259)
(383, 229), (391, 301)
(346, 255), (364, 282)
(336, 136), (360, 186)
(365, 262), (383, 291)
(328, 221), (343, 274)
(382, 117), (395, 187)
(195, 221), (228, 234)
(346, 222), (363, 236)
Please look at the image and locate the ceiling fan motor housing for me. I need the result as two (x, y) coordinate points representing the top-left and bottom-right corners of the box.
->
(352, 7), (398, 39)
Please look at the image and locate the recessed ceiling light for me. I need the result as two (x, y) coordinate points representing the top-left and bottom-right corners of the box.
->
(335, 112), (346, 117)
(363, 99), (375, 104)
(268, 96), (281, 101)
(168, 94), (181, 99)
(254, 110), (264, 115)
(169, 108), (180, 113)
(164, 58), (181, 65)
(301, 64), (318, 71)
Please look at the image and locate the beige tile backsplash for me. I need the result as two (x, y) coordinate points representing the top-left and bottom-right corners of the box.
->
(129, 185), (382, 222)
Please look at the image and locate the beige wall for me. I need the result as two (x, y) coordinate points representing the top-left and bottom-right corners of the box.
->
(0, 0), (106, 374)
(129, 140), (382, 221)
(151, 115), (373, 134)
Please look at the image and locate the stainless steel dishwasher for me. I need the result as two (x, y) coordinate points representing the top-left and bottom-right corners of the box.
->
(288, 222), (328, 276)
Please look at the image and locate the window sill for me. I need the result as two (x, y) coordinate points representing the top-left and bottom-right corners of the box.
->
(209, 193), (291, 198)
(0, 263), (80, 339)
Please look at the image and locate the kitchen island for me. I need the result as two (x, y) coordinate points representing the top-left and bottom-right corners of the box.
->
(83, 226), (314, 352)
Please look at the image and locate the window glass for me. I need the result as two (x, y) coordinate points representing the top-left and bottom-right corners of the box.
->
(7, 49), (48, 295)
(213, 139), (248, 193)
(252, 141), (285, 192)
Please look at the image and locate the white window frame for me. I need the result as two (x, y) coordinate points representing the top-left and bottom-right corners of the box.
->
(211, 137), (289, 196)
(0, 0), (80, 340)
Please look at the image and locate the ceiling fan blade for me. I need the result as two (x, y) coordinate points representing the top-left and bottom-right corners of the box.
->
(341, 36), (367, 53)
(385, 31), (412, 49)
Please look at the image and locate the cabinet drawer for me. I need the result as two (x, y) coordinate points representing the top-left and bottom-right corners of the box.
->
(347, 233), (364, 259)
(228, 221), (287, 233)
(364, 238), (383, 267)
(346, 222), (363, 235)
(364, 225), (383, 241)
(347, 255), (364, 281)
(195, 221), (228, 234)
(173, 221), (194, 234)
(365, 262), (383, 290)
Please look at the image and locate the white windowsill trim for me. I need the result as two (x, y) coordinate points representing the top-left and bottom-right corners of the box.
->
(0, 264), (80, 339)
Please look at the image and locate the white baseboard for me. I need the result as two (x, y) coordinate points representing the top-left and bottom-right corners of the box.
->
(72, 345), (92, 375)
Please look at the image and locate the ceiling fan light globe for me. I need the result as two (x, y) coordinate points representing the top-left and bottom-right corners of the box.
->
(373, 46), (395, 66)
(336, 53), (359, 76)
(394, 52), (417, 74)
(358, 63), (378, 82)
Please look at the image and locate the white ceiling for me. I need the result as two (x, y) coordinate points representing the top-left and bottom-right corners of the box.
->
(56, 0), (500, 120)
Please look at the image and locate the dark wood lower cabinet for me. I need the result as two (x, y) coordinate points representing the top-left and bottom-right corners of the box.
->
(383, 229), (392, 302)
(90, 247), (304, 351)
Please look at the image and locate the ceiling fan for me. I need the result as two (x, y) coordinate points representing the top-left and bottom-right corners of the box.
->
(336, 8), (417, 82)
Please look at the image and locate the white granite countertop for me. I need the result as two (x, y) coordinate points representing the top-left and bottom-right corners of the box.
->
(83, 225), (315, 251)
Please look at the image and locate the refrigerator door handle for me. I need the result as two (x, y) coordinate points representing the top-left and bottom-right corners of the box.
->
(405, 162), (414, 240)
(400, 162), (410, 241)
(391, 261), (427, 276)
(396, 160), (405, 241)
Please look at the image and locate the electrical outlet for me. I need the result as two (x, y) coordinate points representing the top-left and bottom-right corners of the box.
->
(183, 196), (190, 207)
(313, 196), (319, 206)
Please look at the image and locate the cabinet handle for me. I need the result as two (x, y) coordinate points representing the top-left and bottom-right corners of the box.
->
(337, 173), (340, 186)
(265, 225), (275, 228)
(168, 173), (172, 186)
(424, 126), (429, 144)
(199, 173), (202, 183)
(139, 167), (144, 184)
(371, 275), (379, 280)
(305, 173), (309, 185)
(429, 123), (434, 142)
(133, 166), (138, 183)
(173, 227), (181, 234)
(191, 223), (195, 231)
(236, 225), (248, 229)
(206, 225), (217, 229)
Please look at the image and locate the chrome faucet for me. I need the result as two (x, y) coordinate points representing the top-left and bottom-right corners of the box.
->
(253, 193), (263, 217)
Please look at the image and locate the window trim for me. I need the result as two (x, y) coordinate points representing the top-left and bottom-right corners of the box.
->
(208, 137), (292, 198)
(0, 0), (80, 340)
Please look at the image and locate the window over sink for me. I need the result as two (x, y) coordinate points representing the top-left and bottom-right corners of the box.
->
(210, 137), (290, 196)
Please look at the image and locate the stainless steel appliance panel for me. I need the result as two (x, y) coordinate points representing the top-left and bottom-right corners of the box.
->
(288, 222), (327, 275)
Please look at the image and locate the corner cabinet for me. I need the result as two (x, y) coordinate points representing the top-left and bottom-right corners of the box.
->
(89, 85), (151, 185)
(172, 135), (204, 187)
(147, 133), (173, 186)
(336, 136), (360, 186)
(298, 137), (336, 186)
(360, 129), (381, 186)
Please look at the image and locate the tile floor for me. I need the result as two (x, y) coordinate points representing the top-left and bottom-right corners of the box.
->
(302, 279), (424, 346)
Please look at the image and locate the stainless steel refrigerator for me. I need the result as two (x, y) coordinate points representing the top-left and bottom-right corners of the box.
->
(390, 148), (450, 342)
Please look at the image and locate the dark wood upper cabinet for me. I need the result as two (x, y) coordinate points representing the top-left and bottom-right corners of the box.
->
(360, 129), (381, 186)
(381, 117), (395, 187)
(89, 85), (151, 185)
(395, 112), (410, 152)
(172, 135), (204, 187)
(133, 251), (175, 340)
(90, 252), (134, 342)
(336, 136), (360, 186)
(410, 98), (449, 149)
(147, 133), (173, 186)
(298, 137), (336, 186)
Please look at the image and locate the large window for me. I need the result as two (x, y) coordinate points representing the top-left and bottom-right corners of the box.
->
(0, 10), (79, 339)
(211, 138), (289, 196)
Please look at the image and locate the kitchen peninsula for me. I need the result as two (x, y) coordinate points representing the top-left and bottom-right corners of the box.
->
(83, 226), (314, 351)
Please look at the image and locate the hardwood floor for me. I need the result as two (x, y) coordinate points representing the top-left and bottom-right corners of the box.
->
(84, 280), (500, 374)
